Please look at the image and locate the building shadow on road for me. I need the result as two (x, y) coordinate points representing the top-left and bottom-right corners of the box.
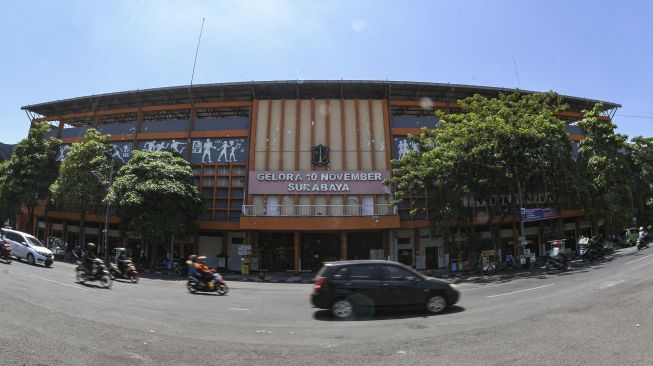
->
(312, 305), (465, 322)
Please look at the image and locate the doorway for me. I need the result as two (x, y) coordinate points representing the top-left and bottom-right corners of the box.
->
(300, 233), (340, 272)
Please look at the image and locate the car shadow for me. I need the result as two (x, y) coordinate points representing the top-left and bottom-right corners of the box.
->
(313, 305), (465, 321)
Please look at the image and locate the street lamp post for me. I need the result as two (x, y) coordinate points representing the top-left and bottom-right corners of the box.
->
(103, 161), (114, 264)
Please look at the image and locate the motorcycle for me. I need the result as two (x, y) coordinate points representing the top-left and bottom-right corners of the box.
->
(544, 255), (571, 271)
(1, 242), (12, 264)
(110, 259), (139, 283)
(637, 234), (650, 250)
(187, 272), (229, 295)
(76, 258), (113, 288)
(581, 239), (605, 261)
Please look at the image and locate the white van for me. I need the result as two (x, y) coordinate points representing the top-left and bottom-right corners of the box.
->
(1, 228), (54, 267)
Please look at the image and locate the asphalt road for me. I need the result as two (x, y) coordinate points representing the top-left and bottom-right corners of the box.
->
(1, 247), (653, 366)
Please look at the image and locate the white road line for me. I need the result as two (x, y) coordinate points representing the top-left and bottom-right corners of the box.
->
(30, 275), (86, 290)
(487, 283), (555, 298)
(597, 280), (625, 290)
(228, 308), (251, 311)
(625, 253), (653, 265)
(459, 283), (513, 291)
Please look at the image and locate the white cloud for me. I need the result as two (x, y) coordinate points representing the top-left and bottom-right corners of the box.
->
(351, 19), (366, 32)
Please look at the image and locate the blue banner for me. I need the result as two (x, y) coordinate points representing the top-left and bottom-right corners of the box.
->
(521, 208), (560, 222)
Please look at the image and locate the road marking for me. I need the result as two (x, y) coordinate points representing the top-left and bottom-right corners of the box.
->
(625, 253), (653, 265)
(597, 280), (625, 290)
(228, 308), (250, 311)
(487, 283), (555, 298)
(459, 283), (513, 291)
(30, 275), (86, 290)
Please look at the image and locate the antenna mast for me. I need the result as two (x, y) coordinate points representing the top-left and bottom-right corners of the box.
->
(189, 18), (205, 99)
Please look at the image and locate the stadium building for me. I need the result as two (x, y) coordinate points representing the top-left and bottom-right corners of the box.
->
(20, 81), (620, 273)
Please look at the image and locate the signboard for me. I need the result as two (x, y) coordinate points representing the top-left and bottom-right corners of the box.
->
(520, 208), (560, 222)
(237, 244), (252, 256)
(111, 142), (133, 164)
(248, 170), (391, 195)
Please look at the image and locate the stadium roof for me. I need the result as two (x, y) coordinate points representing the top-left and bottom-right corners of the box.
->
(22, 80), (621, 117)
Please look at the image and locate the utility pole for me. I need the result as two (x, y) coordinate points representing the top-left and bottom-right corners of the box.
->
(103, 161), (114, 264)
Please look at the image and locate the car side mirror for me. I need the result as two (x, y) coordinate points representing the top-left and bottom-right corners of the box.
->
(22, 241), (28, 246)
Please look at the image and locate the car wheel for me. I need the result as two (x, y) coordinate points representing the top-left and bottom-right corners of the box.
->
(426, 294), (447, 314)
(27, 254), (35, 265)
(332, 299), (354, 320)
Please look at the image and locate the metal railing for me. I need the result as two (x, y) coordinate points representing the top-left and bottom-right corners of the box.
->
(241, 204), (397, 217)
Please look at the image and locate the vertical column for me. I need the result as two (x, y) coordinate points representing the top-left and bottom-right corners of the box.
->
(383, 231), (390, 260)
(294, 231), (301, 274)
(340, 231), (347, 260)
(414, 228), (421, 268)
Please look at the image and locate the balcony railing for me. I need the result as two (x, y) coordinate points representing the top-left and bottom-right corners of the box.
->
(241, 204), (397, 217)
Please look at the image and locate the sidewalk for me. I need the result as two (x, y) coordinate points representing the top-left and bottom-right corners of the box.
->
(138, 246), (634, 284)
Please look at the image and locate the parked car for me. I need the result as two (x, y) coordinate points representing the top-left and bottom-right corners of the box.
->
(1, 228), (54, 267)
(311, 260), (460, 319)
(619, 228), (639, 247)
(47, 237), (67, 260)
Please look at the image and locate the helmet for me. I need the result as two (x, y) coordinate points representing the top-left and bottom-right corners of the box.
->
(553, 241), (560, 247)
(86, 243), (97, 252)
(640, 227), (644, 231)
(197, 256), (207, 263)
(189, 254), (197, 262)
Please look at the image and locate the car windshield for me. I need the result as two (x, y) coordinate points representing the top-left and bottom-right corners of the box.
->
(26, 236), (45, 247)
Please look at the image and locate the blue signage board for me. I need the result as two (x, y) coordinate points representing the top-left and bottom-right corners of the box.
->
(520, 208), (560, 222)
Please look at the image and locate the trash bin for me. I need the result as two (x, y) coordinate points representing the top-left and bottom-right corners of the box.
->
(450, 260), (458, 272)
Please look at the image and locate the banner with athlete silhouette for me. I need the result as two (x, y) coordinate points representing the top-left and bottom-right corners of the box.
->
(189, 138), (248, 164)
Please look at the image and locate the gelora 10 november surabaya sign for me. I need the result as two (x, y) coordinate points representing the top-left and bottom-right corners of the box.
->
(248, 171), (391, 194)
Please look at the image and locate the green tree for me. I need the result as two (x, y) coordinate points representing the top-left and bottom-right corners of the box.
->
(390, 92), (574, 258)
(105, 150), (204, 261)
(576, 104), (633, 234)
(628, 136), (653, 224)
(0, 161), (21, 225)
(50, 129), (113, 247)
(0, 122), (62, 233)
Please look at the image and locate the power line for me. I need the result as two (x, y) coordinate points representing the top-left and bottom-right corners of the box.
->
(615, 114), (653, 119)
(190, 18), (205, 88)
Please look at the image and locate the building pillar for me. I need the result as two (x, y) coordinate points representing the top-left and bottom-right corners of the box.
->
(512, 220), (518, 256)
(294, 231), (301, 274)
(414, 228), (421, 268)
(383, 231), (390, 260)
(340, 231), (347, 260)
(45, 220), (52, 244)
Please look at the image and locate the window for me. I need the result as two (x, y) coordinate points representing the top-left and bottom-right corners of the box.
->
(348, 265), (379, 280)
(383, 265), (415, 281)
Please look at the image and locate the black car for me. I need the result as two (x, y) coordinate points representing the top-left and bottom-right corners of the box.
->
(311, 260), (460, 319)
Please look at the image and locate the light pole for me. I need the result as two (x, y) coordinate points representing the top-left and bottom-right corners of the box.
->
(92, 154), (115, 264)
(102, 161), (114, 264)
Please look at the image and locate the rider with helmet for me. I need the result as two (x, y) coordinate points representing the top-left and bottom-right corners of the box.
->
(114, 248), (127, 274)
(639, 227), (646, 242)
(83, 243), (98, 275)
(186, 254), (197, 278)
(194, 256), (213, 287)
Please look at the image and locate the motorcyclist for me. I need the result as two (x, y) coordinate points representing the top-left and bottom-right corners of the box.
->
(115, 249), (126, 274)
(83, 243), (98, 276)
(639, 227), (646, 242)
(550, 241), (567, 265)
(194, 256), (214, 288)
(186, 255), (197, 279)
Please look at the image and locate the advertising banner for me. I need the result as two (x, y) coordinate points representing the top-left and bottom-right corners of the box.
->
(520, 208), (560, 222)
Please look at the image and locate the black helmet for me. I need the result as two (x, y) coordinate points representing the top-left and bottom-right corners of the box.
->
(86, 243), (97, 252)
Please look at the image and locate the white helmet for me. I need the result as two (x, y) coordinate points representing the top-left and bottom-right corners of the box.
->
(640, 227), (644, 231)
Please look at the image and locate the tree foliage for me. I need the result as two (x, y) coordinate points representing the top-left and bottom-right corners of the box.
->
(0, 122), (61, 232)
(628, 136), (653, 224)
(105, 150), (204, 246)
(50, 129), (113, 245)
(390, 92), (574, 256)
(576, 104), (633, 232)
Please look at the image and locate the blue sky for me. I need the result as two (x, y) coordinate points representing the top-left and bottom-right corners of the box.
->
(1, 0), (651, 143)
